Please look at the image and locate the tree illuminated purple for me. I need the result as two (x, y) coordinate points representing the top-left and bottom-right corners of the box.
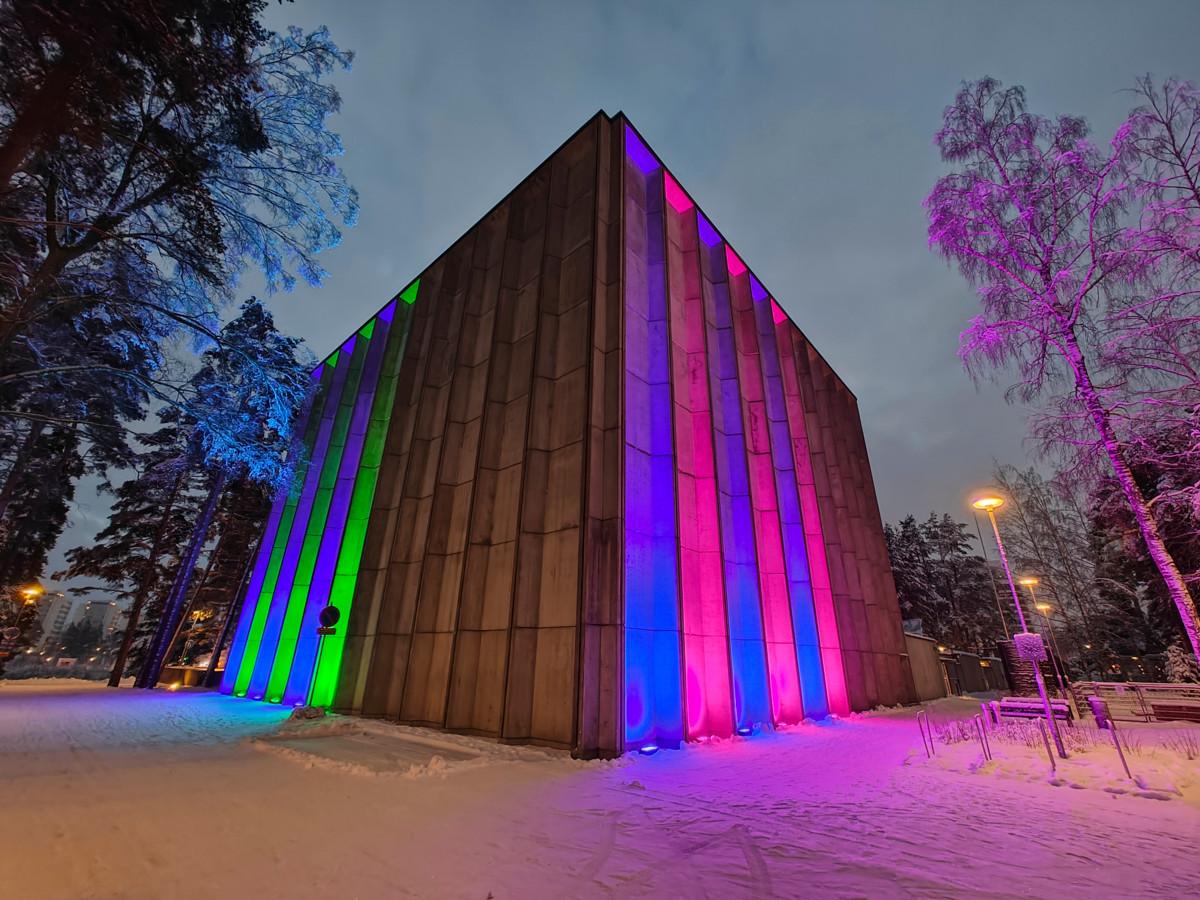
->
(926, 77), (1200, 664)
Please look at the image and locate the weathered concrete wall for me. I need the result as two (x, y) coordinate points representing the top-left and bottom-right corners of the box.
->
(905, 633), (946, 702)
(336, 117), (606, 752)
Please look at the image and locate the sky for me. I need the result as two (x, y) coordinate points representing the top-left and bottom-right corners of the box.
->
(49, 0), (1200, 585)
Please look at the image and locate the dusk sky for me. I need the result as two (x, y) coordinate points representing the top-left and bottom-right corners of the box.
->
(53, 0), (1200, 579)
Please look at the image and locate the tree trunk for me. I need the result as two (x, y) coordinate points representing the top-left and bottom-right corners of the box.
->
(136, 470), (227, 688)
(159, 538), (222, 674)
(1063, 338), (1200, 665)
(107, 468), (184, 687)
(203, 546), (258, 689)
(0, 421), (45, 526)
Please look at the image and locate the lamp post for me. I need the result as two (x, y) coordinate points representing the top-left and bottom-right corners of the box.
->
(972, 511), (1011, 640)
(972, 493), (1067, 758)
(1020, 577), (1072, 707)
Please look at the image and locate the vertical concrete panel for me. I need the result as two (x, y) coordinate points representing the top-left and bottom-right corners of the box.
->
(401, 203), (507, 726)
(364, 240), (472, 718)
(352, 268), (441, 716)
(577, 116), (623, 757)
(503, 126), (593, 748)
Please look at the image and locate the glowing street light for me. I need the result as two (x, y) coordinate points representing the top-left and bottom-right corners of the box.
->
(971, 492), (1066, 758)
(1021, 580), (1072, 711)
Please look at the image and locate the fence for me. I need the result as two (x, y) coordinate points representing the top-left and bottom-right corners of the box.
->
(1072, 681), (1200, 723)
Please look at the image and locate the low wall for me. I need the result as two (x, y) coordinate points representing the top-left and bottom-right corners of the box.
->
(980, 657), (1008, 692)
(905, 633), (946, 702)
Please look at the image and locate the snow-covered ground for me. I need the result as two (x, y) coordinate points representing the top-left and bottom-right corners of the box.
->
(1, 681), (1197, 899)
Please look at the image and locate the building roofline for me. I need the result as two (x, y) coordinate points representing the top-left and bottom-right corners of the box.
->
(312, 109), (857, 402)
(615, 113), (858, 403)
(312, 109), (615, 368)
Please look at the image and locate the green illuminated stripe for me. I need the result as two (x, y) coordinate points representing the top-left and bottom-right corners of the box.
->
(263, 332), (372, 702)
(233, 364), (337, 696)
(309, 296), (416, 706)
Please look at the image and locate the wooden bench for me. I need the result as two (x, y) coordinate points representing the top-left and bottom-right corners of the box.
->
(997, 697), (1074, 723)
(1150, 703), (1200, 724)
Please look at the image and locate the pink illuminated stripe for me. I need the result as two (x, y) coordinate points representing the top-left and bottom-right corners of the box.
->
(724, 246), (747, 276)
(664, 185), (733, 740)
(770, 298), (788, 325)
(663, 171), (694, 214)
(726, 252), (803, 725)
(775, 327), (849, 715)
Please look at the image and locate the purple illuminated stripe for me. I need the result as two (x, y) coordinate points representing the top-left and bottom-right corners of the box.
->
(750, 278), (828, 718)
(625, 125), (660, 174)
(698, 221), (772, 731)
(245, 335), (358, 699)
(624, 126), (684, 750)
(281, 314), (393, 705)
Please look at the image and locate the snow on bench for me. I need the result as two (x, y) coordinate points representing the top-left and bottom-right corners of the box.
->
(996, 697), (1074, 723)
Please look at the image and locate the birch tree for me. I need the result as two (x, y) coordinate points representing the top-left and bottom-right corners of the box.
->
(926, 77), (1200, 663)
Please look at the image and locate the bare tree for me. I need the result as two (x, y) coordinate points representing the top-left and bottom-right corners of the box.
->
(926, 78), (1200, 663)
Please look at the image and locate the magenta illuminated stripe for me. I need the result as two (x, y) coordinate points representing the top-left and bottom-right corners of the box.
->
(774, 311), (849, 715)
(663, 171), (733, 739)
(246, 334), (358, 699)
(280, 307), (395, 705)
(726, 248), (803, 725)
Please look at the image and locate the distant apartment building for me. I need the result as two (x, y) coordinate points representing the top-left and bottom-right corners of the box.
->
(78, 599), (124, 642)
(36, 592), (77, 651)
(35, 595), (125, 654)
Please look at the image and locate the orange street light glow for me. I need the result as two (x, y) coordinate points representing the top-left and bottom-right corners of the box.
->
(1018, 577), (1039, 587)
(1036, 603), (1051, 613)
(970, 494), (1004, 512)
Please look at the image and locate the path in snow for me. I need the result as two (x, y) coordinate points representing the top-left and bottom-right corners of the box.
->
(0, 681), (1196, 899)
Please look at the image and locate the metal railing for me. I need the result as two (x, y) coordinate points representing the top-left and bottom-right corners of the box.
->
(916, 709), (935, 758)
(1072, 681), (1200, 723)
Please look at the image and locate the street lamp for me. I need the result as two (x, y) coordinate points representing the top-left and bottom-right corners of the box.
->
(971, 508), (1011, 640)
(1020, 579), (1072, 711)
(971, 492), (1067, 757)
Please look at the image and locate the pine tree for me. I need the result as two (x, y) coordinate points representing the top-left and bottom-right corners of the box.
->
(135, 299), (308, 688)
(885, 511), (1004, 652)
(1165, 641), (1200, 683)
(0, 424), (84, 589)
